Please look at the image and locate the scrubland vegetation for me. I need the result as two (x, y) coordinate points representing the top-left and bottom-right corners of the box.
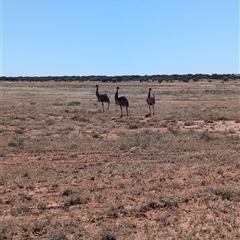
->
(0, 79), (240, 239)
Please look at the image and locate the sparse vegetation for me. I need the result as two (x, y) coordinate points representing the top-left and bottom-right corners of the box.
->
(0, 79), (239, 239)
(67, 100), (81, 106)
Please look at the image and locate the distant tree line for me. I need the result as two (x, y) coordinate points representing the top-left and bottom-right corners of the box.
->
(0, 74), (239, 83)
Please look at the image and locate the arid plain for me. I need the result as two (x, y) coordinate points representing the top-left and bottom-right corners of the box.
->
(0, 80), (240, 239)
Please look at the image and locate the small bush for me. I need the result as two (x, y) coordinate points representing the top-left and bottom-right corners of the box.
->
(199, 131), (214, 141)
(100, 229), (117, 240)
(12, 205), (30, 216)
(184, 121), (195, 126)
(31, 219), (48, 236)
(71, 115), (89, 122)
(45, 119), (54, 125)
(64, 196), (89, 207)
(49, 232), (68, 240)
(101, 233), (116, 240)
(214, 188), (236, 201)
(128, 123), (140, 129)
(106, 205), (124, 218)
(67, 101), (80, 106)
(91, 131), (100, 138)
(204, 119), (214, 123)
(140, 200), (159, 212)
(37, 202), (47, 210)
(14, 128), (25, 134)
(62, 188), (73, 196)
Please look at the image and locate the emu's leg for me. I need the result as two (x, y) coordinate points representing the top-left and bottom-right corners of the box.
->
(102, 102), (104, 112)
(120, 106), (123, 118)
(126, 107), (129, 116)
(149, 105), (151, 115)
(107, 102), (109, 110)
(152, 105), (155, 115)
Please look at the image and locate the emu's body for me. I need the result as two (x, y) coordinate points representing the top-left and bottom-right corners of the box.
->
(146, 88), (155, 115)
(95, 85), (110, 112)
(115, 87), (129, 118)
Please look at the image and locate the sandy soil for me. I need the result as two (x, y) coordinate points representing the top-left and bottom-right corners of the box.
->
(0, 80), (240, 239)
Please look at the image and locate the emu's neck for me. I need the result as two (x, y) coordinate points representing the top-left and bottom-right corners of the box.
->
(115, 89), (119, 100)
(148, 89), (151, 98)
(96, 86), (100, 97)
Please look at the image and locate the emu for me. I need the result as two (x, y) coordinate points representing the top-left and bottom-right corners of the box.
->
(146, 88), (155, 115)
(95, 85), (110, 112)
(115, 87), (129, 118)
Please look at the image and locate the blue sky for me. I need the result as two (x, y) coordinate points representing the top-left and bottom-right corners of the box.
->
(1, 0), (239, 76)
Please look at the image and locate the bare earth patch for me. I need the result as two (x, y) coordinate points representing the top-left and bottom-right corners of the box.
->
(0, 80), (240, 239)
